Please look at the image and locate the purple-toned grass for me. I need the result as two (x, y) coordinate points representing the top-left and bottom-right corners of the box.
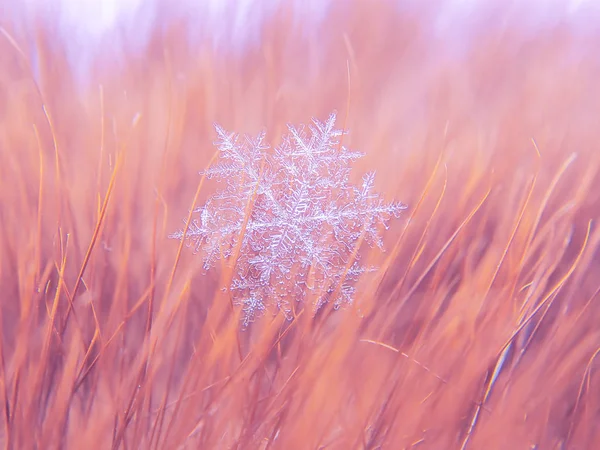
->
(1, 1), (600, 448)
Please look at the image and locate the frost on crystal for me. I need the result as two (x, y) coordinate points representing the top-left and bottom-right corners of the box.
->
(170, 112), (407, 327)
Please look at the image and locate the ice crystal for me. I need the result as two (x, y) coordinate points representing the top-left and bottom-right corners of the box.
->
(170, 112), (406, 326)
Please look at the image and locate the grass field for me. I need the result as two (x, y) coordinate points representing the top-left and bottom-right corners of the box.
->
(1, 1), (599, 448)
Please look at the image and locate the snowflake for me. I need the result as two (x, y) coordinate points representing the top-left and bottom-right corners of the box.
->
(170, 112), (407, 327)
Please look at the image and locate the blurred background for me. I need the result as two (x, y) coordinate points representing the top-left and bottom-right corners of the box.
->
(2, 0), (600, 448)
(5, 0), (600, 86)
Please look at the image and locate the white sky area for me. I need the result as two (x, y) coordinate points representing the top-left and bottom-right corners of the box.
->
(34, 0), (600, 44)
(7, 0), (600, 81)
(58, 0), (599, 27)
(47, 0), (326, 46)
(58, 0), (145, 36)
